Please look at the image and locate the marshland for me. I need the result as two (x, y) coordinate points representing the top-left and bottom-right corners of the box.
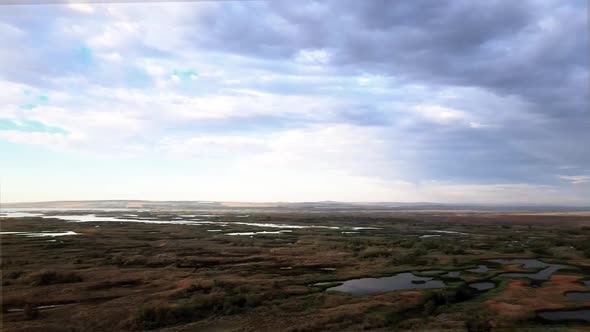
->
(2, 209), (589, 331)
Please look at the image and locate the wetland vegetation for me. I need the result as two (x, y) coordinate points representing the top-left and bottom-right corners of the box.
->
(1, 209), (589, 331)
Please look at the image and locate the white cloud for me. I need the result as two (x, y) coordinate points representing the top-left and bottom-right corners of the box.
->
(295, 49), (332, 65)
(413, 104), (468, 125)
(84, 87), (340, 122)
(0, 131), (77, 150)
(468, 122), (481, 128)
(97, 52), (123, 62)
(356, 74), (386, 87)
(417, 182), (588, 206)
(198, 170), (420, 203)
(87, 22), (139, 50)
(0, 81), (30, 118)
(158, 135), (269, 159)
(559, 175), (590, 184)
(67, 3), (95, 14)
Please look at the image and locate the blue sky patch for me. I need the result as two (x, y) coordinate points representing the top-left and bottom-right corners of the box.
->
(0, 118), (69, 134)
(19, 104), (38, 110)
(172, 69), (198, 80)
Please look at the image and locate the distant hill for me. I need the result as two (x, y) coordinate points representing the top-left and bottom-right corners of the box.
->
(3, 200), (589, 213)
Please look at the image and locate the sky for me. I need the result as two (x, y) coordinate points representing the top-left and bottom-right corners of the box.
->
(0, 0), (589, 205)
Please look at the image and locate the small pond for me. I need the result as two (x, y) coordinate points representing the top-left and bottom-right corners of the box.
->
(467, 265), (489, 273)
(1, 212), (44, 218)
(226, 230), (292, 236)
(326, 272), (446, 295)
(565, 292), (590, 301)
(424, 230), (468, 235)
(469, 282), (495, 291)
(0, 231), (79, 237)
(488, 259), (547, 269)
(1, 211), (381, 236)
(42, 214), (203, 225)
(537, 309), (590, 323)
(498, 264), (569, 280)
(490, 259), (571, 281)
(444, 271), (461, 278)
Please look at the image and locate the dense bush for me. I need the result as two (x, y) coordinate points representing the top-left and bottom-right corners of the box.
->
(359, 248), (392, 259)
(135, 303), (194, 329)
(399, 239), (417, 248)
(182, 284), (211, 296)
(23, 304), (38, 320)
(5, 271), (23, 279)
(499, 246), (525, 254)
(391, 248), (428, 265)
(27, 270), (82, 286)
(465, 313), (492, 332)
(421, 287), (476, 316)
(421, 239), (441, 250)
(134, 283), (265, 330)
(529, 242), (550, 255)
(441, 245), (465, 255)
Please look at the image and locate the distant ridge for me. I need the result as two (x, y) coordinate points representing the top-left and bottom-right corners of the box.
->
(3, 200), (590, 213)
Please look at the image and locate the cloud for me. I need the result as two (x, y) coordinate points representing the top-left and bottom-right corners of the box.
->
(559, 175), (590, 185)
(0, 0), (587, 204)
(294, 49), (332, 65)
(413, 104), (469, 125)
(158, 135), (269, 159)
(0, 118), (69, 134)
(0, 131), (74, 150)
(67, 3), (95, 14)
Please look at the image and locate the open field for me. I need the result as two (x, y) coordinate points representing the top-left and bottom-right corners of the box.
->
(2, 210), (590, 331)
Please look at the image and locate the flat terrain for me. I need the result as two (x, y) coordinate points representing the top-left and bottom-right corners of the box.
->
(1, 210), (590, 331)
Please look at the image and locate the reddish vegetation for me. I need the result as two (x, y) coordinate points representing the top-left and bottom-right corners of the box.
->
(503, 264), (529, 272)
(395, 291), (422, 306)
(75, 228), (99, 235)
(568, 259), (590, 267)
(487, 274), (590, 325)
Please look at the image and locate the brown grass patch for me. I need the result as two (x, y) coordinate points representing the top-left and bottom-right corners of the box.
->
(75, 228), (99, 235)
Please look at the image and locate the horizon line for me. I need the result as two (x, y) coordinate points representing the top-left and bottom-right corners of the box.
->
(3, 199), (590, 208)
